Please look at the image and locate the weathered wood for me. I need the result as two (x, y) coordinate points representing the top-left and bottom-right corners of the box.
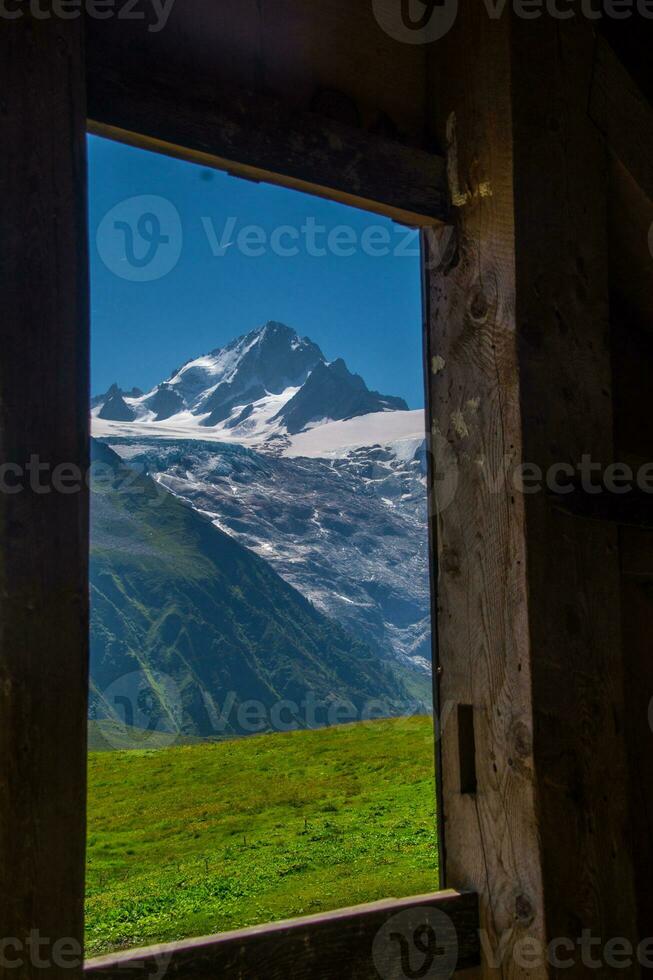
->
(512, 19), (638, 963)
(424, 7), (546, 976)
(86, 0), (431, 148)
(0, 11), (90, 980)
(426, 5), (639, 975)
(85, 891), (479, 979)
(590, 36), (653, 203)
(86, 63), (447, 227)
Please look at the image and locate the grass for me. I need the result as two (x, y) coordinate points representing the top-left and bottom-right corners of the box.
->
(86, 715), (439, 957)
(88, 720), (208, 752)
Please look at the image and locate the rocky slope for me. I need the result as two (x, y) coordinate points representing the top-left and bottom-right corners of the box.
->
(90, 441), (413, 737)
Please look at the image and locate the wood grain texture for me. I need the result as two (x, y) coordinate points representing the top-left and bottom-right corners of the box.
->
(426, 6), (640, 975)
(590, 36), (653, 203)
(87, 63), (447, 226)
(512, 18), (638, 961)
(425, 6), (545, 977)
(0, 11), (89, 979)
(85, 0), (430, 147)
(85, 891), (480, 979)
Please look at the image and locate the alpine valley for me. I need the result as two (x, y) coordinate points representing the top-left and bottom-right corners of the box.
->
(91, 322), (432, 737)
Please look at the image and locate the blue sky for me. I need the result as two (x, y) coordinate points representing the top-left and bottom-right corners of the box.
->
(88, 135), (425, 408)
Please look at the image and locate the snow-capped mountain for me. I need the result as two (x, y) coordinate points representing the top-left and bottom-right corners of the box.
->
(92, 322), (432, 692)
(93, 321), (408, 449)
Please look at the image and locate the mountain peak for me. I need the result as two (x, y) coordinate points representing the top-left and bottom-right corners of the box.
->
(93, 321), (410, 440)
(97, 385), (136, 422)
(250, 321), (317, 358)
(275, 357), (408, 435)
(259, 320), (294, 337)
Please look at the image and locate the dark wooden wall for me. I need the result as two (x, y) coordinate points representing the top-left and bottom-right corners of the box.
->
(0, 12), (89, 979)
(610, 159), (653, 948)
(2, 2), (653, 978)
(426, 6), (647, 975)
(614, 318), (653, 944)
(86, 0), (432, 149)
(512, 20), (639, 960)
(424, 8), (548, 970)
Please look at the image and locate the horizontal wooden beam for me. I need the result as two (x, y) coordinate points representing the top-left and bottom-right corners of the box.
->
(590, 37), (653, 203)
(86, 63), (448, 227)
(85, 890), (479, 979)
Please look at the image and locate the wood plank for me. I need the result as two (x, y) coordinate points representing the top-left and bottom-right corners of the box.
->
(590, 37), (653, 202)
(424, 6), (547, 975)
(512, 8), (639, 964)
(86, 63), (448, 227)
(0, 9), (90, 980)
(85, 891), (479, 979)
(426, 4), (639, 974)
(85, 0), (431, 146)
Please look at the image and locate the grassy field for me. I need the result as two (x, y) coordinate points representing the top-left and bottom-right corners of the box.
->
(86, 716), (438, 957)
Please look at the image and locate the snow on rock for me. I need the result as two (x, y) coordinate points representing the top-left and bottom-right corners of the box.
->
(92, 323), (432, 684)
(284, 410), (426, 459)
(101, 433), (431, 677)
(92, 322), (410, 448)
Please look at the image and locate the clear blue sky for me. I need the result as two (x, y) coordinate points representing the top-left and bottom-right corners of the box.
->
(88, 135), (425, 407)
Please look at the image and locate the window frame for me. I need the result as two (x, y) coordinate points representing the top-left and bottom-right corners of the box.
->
(81, 59), (473, 977)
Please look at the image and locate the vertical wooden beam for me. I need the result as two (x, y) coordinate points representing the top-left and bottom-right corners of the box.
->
(425, 7), (546, 972)
(426, 6), (639, 975)
(511, 17), (637, 963)
(0, 10), (89, 979)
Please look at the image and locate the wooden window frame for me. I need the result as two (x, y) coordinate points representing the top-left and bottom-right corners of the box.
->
(81, 60), (473, 978)
(84, 893), (480, 979)
(80, 64), (478, 976)
(2, 13), (482, 979)
(6, 5), (652, 977)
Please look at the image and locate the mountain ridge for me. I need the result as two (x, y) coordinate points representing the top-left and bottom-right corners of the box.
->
(92, 322), (409, 446)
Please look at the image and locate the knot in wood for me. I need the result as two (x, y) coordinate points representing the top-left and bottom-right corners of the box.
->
(509, 719), (532, 760)
(515, 893), (535, 926)
(468, 289), (489, 322)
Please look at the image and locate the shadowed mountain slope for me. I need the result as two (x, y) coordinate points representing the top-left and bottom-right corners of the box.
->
(90, 440), (411, 737)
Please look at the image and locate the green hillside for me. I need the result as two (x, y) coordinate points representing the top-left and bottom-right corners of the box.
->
(86, 716), (438, 957)
(87, 719), (207, 752)
(90, 440), (412, 736)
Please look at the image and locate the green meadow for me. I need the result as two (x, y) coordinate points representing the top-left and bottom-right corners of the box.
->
(86, 716), (439, 957)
